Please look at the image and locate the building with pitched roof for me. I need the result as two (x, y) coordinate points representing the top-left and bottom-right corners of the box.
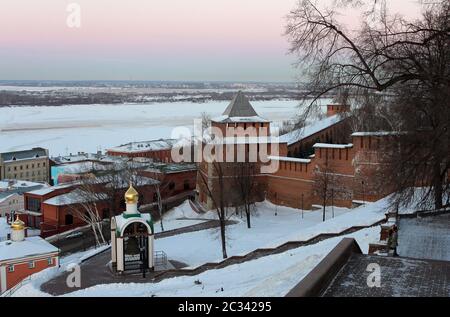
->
(0, 216), (58, 295)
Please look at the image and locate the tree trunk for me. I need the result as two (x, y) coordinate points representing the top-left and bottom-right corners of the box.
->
(433, 160), (443, 210)
(322, 198), (326, 222)
(220, 217), (228, 259)
(246, 205), (251, 229)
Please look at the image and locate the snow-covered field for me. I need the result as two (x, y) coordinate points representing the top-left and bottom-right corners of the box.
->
(0, 100), (301, 155)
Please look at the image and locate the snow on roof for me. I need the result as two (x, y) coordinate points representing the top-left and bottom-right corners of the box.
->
(0, 236), (58, 262)
(107, 139), (177, 153)
(43, 189), (108, 206)
(0, 193), (15, 204)
(144, 162), (197, 174)
(0, 180), (46, 191)
(351, 131), (402, 137)
(52, 161), (109, 174)
(114, 213), (153, 236)
(27, 183), (73, 196)
(280, 115), (344, 146)
(0, 147), (48, 163)
(268, 156), (311, 163)
(313, 143), (353, 149)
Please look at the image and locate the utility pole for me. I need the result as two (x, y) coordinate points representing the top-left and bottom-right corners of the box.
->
(331, 188), (334, 218)
(274, 193), (278, 216)
(361, 180), (365, 204)
(301, 193), (304, 219)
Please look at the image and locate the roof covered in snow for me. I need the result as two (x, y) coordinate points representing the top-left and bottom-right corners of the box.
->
(280, 115), (344, 146)
(212, 91), (269, 123)
(0, 147), (48, 163)
(0, 236), (58, 262)
(27, 183), (74, 196)
(351, 131), (402, 137)
(114, 212), (153, 236)
(268, 156), (311, 163)
(43, 189), (108, 206)
(313, 143), (353, 149)
(144, 162), (197, 174)
(0, 180), (48, 200)
(107, 139), (178, 153)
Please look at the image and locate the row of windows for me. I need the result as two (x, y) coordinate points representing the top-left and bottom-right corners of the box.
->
(7, 162), (46, 172)
(7, 170), (44, 178)
(7, 258), (53, 272)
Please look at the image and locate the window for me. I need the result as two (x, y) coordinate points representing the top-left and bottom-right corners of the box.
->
(47, 258), (53, 265)
(183, 180), (190, 190)
(8, 265), (14, 272)
(65, 214), (74, 225)
(169, 182), (175, 190)
(28, 261), (35, 269)
(27, 197), (41, 212)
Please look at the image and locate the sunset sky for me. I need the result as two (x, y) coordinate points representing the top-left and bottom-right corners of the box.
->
(0, 0), (422, 82)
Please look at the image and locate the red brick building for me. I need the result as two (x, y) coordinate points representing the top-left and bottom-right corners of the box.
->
(0, 217), (58, 295)
(197, 92), (395, 212)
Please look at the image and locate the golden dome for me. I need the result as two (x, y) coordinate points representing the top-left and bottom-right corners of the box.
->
(11, 215), (25, 231)
(125, 182), (139, 204)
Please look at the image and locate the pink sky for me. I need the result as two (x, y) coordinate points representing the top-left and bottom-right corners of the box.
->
(0, 0), (422, 81)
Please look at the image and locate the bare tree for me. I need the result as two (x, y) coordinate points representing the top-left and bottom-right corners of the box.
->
(66, 189), (107, 246)
(313, 155), (338, 222)
(232, 162), (258, 228)
(286, 0), (450, 209)
(199, 161), (230, 259)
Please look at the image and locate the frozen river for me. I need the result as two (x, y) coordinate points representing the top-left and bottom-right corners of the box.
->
(0, 100), (303, 156)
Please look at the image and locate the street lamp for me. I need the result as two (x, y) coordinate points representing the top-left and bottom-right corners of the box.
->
(361, 180), (365, 204)
(301, 193), (304, 219)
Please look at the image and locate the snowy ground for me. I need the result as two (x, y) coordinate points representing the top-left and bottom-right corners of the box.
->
(0, 100), (300, 155)
(11, 227), (378, 298)
(154, 198), (388, 268)
(6, 245), (109, 297)
(59, 228), (379, 297)
(10, 197), (389, 297)
(398, 213), (450, 261)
